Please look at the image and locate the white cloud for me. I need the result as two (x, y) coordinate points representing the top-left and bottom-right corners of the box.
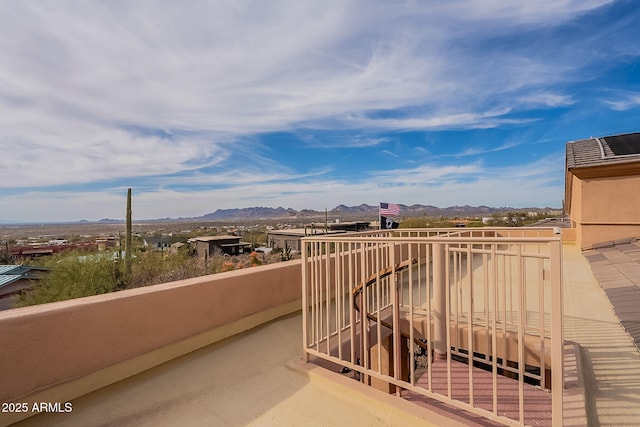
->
(517, 92), (575, 108)
(349, 109), (539, 131)
(456, 141), (523, 157)
(1, 159), (563, 223)
(0, 1), (620, 220)
(604, 92), (640, 111)
(372, 163), (482, 185)
(440, 0), (612, 26)
(0, 120), (229, 188)
(0, 151), (565, 222)
(0, 1), (606, 130)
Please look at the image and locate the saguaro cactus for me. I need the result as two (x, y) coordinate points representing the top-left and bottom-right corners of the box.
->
(125, 188), (132, 277)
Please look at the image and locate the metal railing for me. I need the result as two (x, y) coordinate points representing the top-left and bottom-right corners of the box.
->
(302, 228), (563, 426)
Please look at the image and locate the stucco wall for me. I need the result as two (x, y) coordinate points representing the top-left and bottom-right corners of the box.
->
(570, 173), (640, 249)
(570, 174), (583, 224)
(581, 175), (640, 223)
(0, 260), (302, 405)
(579, 224), (640, 249)
(268, 233), (302, 251)
(561, 228), (576, 243)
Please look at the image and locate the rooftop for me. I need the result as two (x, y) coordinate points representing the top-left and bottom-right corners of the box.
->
(13, 313), (449, 427)
(562, 241), (640, 426)
(583, 237), (640, 348)
(190, 236), (242, 242)
(267, 228), (346, 237)
(566, 132), (640, 170)
(0, 265), (47, 290)
(3, 233), (640, 426)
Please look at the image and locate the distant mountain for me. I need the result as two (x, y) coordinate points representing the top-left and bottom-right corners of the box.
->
(332, 203), (376, 214)
(201, 206), (297, 220)
(197, 204), (560, 221)
(0, 204), (560, 225)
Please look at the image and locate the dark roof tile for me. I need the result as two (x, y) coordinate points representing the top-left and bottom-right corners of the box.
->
(567, 132), (640, 169)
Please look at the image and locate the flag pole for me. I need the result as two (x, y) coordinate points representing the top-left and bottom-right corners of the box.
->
(378, 203), (382, 230)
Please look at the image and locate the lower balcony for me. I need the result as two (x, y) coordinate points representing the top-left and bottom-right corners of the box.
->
(302, 228), (564, 426)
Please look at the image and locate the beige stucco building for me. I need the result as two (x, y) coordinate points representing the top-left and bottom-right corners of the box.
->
(189, 235), (250, 258)
(565, 132), (640, 249)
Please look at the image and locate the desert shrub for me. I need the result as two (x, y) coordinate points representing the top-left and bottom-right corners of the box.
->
(249, 251), (262, 266)
(399, 217), (428, 228)
(15, 243), (285, 307)
(17, 251), (117, 307)
(128, 250), (207, 287)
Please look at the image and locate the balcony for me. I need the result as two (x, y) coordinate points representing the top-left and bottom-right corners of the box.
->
(1, 228), (640, 426)
(302, 228), (563, 426)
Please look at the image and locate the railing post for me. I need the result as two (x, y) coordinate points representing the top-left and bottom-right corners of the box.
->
(550, 239), (564, 426)
(433, 242), (447, 358)
(391, 242), (402, 395)
(302, 239), (309, 362)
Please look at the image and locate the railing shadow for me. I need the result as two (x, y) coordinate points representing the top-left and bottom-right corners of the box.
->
(564, 314), (640, 427)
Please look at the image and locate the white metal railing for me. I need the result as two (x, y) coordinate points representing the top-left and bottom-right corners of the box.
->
(302, 228), (563, 427)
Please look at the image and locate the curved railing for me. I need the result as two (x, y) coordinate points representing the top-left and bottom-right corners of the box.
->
(302, 228), (563, 426)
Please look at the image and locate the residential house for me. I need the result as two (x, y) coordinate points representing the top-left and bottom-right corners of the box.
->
(0, 265), (48, 310)
(565, 131), (640, 249)
(267, 227), (346, 252)
(96, 236), (120, 251)
(189, 236), (251, 259)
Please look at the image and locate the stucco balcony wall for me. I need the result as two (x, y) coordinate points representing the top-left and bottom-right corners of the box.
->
(0, 260), (302, 410)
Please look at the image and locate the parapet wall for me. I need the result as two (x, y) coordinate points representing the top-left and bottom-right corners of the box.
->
(0, 260), (302, 408)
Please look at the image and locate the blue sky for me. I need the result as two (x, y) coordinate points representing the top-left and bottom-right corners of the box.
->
(1, 1), (639, 222)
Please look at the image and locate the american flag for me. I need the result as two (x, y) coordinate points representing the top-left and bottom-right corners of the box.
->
(380, 202), (400, 216)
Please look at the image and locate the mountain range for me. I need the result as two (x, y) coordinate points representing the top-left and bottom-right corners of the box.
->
(197, 204), (560, 221)
(0, 204), (561, 225)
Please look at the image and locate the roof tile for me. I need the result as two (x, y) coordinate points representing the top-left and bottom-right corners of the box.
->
(567, 132), (640, 169)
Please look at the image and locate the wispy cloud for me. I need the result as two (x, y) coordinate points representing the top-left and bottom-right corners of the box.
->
(347, 108), (542, 131)
(371, 162), (482, 185)
(517, 92), (575, 108)
(456, 141), (523, 157)
(604, 92), (640, 111)
(0, 154), (564, 222)
(442, 1), (613, 26)
(0, 122), (229, 188)
(0, 0), (632, 220)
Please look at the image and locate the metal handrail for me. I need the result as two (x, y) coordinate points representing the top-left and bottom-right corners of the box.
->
(302, 228), (563, 426)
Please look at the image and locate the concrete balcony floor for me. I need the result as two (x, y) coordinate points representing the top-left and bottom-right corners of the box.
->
(11, 243), (640, 427)
(562, 243), (640, 426)
(13, 312), (441, 427)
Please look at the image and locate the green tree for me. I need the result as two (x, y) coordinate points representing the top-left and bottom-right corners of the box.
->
(127, 249), (206, 287)
(17, 251), (117, 307)
(0, 242), (12, 264)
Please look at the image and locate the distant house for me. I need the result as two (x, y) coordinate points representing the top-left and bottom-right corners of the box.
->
(565, 132), (640, 249)
(9, 242), (96, 261)
(143, 237), (170, 251)
(96, 236), (120, 251)
(267, 228), (347, 252)
(325, 221), (371, 232)
(170, 242), (186, 255)
(0, 265), (49, 310)
(16, 247), (54, 259)
(189, 236), (251, 259)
